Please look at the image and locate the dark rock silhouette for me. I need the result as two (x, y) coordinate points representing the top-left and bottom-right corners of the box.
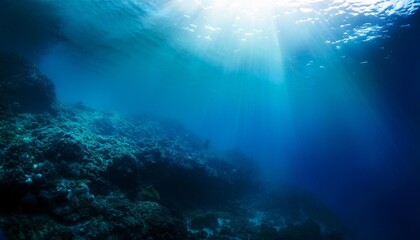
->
(0, 52), (56, 115)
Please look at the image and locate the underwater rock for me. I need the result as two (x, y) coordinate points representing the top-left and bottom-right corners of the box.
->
(190, 212), (218, 230)
(47, 179), (96, 223)
(0, 104), (345, 239)
(0, 105), (257, 238)
(0, 57), (346, 239)
(135, 201), (187, 240)
(139, 184), (161, 201)
(0, 52), (56, 115)
(105, 153), (142, 189)
(93, 117), (116, 136)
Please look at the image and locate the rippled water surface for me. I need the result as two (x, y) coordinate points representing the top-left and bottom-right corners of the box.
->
(50, 0), (419, 71)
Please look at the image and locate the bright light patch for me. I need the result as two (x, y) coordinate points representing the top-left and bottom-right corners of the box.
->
(140, 0), (419, 80)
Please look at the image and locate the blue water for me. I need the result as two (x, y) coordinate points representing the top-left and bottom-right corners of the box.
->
(2, 0), (420, 239)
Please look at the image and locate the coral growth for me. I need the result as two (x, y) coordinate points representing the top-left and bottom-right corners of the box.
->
(0, 53), (346, 239)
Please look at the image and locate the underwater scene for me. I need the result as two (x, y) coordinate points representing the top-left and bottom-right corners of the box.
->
(0, 0), (419, 239)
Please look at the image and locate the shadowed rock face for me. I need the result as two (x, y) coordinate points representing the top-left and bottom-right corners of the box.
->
(0, 52), (56, 115)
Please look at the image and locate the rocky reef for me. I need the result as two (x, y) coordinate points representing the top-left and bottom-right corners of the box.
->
(0, 53), (56, 115)
(0, 53), (346, 239)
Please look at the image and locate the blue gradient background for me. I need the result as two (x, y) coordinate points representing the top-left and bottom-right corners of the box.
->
(2, 0), (419, 239)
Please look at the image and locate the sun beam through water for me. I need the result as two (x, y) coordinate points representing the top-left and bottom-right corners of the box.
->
(135, 0), (418, 82)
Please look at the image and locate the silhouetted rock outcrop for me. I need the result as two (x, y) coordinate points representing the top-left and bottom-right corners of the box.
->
(0, 52), (56, 115)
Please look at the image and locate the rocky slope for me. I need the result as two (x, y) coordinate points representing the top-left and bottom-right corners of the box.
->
(0, 52), (346, 240)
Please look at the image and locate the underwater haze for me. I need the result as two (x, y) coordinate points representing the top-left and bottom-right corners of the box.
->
(1, 0), (420, 239)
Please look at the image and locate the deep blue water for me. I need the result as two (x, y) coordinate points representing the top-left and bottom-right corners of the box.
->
(1, 0), (420, 239)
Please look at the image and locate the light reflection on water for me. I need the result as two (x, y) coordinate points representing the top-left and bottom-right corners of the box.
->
(135, 0), (418, 71)
(53, 0), (419, 71)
